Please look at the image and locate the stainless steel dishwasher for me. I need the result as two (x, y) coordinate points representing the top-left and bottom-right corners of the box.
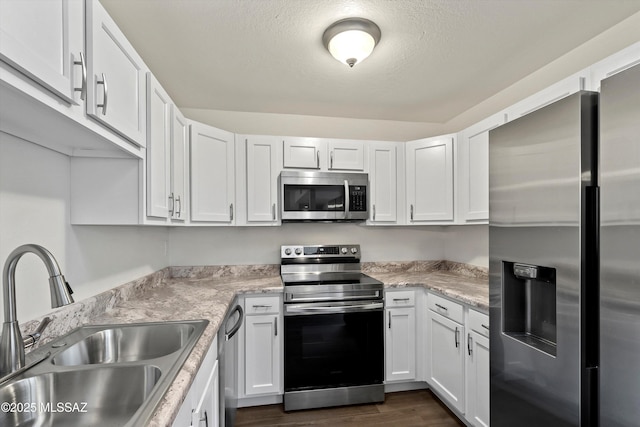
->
(218, 300), (243, 427)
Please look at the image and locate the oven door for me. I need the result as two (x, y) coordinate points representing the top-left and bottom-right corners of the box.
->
(284, 301), (384, 393)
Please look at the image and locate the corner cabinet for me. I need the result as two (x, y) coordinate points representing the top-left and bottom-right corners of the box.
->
(189, 121), (235, 224)
(243, 296), (282, 397)
(385, 290), (417, 382)
(85, 0), (147, 146)
(426, 293), (465, 413)
(406, 136), (454, 223)
(0, 0), (84, 104)
(457, 114), (504, 223)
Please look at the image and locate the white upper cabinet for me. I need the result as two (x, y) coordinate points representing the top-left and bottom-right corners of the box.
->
(146, 73), (172, 220)
(327, 140), (365, 171)
(368, 142), (398, 223)
(457, 114), (505, 223)
(505, 70), (589, 121)
(85, 0), (147, 146)
(406, 136), (454, 223)
(190, 121), (235, 224)
(0, 0), (84, 104)
(590, 41), (640, 91)
(245, 135), (280, 224)
(283, 137), (323, 169)
(170, 106), (189, 223)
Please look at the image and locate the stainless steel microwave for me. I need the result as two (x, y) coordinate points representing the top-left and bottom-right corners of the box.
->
(280, 171), (369, 222)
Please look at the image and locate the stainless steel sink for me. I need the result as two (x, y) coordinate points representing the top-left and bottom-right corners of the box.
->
(52, 322), (197, 365)
(0, 365), (161, 427)
(0, 319), (208, 427)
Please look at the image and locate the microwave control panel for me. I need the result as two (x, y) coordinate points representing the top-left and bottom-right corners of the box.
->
(349, 186), (367, 212)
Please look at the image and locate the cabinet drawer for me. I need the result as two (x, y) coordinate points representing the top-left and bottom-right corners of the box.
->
(468, 309), (490, 338)
(427, 293), (463, 324)
(385, 290), (415, 307)
(245, 296), (281, 315)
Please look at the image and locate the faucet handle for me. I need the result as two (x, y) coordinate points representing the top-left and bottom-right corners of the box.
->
(23, 317), (52, 350)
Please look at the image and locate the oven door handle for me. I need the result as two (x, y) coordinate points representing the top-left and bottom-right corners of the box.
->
(285, 302), (383, 315)
(286, 292), (380, 303)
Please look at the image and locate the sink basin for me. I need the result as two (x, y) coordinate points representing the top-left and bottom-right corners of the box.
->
(52, 323), (196, 365)
(0, 365), (161, 427)
(0, 319), (208, 426)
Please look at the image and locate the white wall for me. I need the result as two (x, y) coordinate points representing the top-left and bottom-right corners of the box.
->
(169, 223), (446, 266)
(443, 225), (488, 268)
(0, 132), (169, 322)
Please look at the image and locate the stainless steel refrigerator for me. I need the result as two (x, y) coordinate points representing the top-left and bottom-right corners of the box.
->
(599, 63), (640, 427)
(489, 90), (599, 426)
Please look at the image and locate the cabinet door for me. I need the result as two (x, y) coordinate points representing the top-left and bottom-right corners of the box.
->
(85, 0), (147, 146)
(427, 310), (465, 412)
(385, 307), (416, 382)
(369, 143), (397, 222)
(245, 314), (281, 395)
(192, 359), (220, 427)
(0, 0), (83, 103)
(328, 140), (364, 171)
(467, 331), (490, 427)
(146, 73), (171, 219)
(246, 136), (279, 223)
(283, 138), (322, 169)
(190, 122), (235, 223)
(171, 106), (188, 222)
(406, 137), (454, 222)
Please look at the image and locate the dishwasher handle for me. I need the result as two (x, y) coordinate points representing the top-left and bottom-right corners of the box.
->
(225, 304), (244, 341)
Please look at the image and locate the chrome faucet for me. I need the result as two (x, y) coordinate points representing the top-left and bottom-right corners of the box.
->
(1, 244), (74, 377)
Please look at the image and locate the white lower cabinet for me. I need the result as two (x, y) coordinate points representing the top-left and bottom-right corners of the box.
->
(466, 310), (490, 427)
(173, 335), (219, 427)
(426, 293), (465, 413)
(243, 296), (282, 396)
(385, 290), (416, 382)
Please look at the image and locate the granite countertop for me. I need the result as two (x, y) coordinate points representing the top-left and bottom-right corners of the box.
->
(21, 261), (487, 427)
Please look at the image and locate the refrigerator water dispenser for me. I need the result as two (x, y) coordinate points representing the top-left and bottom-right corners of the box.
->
(502, 261), (557, 356)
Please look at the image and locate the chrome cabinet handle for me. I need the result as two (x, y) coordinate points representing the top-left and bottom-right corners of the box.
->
(175, 196), (181, 218)
(200, 409), (208, 427)
(230, 203), (234, 221)
(344, 180), (350, 219)
(330, 151), (334, 169)
(455, 327), (460, 348)
(272, 203), (276, 220)
(435, 303), (448, 311)
(410, 204), (414, 221)
(73, 52), (87, 100)
(388, 311), (391, 329)
(481, 324), (489, 330)
(393, 298), (410, 302)
(96, 73), (108, 115)
(274, 317), (278, 337)
(467, 333), (473, 355)
(372, 204), (376, 220)
(168, 193), (175, 216)
(252, 304), (272, 309)
(316, 151), (320, 168)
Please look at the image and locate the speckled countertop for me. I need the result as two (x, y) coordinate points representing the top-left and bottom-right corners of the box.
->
(22, 261), (487, 427)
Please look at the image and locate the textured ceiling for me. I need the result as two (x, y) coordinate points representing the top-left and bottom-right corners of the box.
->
(100, 0), (640, 124)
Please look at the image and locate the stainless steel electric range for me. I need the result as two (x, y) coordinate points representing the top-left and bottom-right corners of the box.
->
(281, 244), (385, 411)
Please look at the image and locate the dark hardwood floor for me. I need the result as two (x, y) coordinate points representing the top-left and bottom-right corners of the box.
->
(235, 390), (465, 427)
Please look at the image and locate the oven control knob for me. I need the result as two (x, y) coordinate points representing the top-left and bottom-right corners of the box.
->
(350, 247), (358, 254)
(295, 247), (302, 255)
(341, 247), (348, 254)
(284, 248), (292, 256)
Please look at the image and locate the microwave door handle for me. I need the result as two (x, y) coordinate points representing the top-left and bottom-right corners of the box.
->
(344, 180), (350, 219)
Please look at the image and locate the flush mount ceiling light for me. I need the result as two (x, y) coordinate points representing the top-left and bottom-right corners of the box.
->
(322, 18), (381, 68)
